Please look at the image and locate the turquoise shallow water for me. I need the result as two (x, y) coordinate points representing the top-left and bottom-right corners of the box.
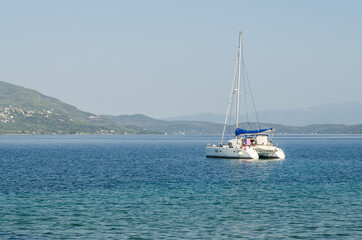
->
(0, 135), (361, 239)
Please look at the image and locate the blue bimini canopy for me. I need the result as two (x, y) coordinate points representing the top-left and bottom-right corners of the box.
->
(235, 128), (273, 136)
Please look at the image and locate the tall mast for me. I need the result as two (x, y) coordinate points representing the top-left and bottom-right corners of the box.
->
(221, 54), (238, 144)
(236, 31), (242, 130)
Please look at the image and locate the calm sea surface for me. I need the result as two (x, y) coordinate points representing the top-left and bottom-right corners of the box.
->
(0, 135), (361, 239)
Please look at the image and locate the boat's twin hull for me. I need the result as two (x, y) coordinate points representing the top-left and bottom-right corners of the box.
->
(206, 146), (285, 160)
(253, 146), (286, 159)
(206, 146), (259, 159)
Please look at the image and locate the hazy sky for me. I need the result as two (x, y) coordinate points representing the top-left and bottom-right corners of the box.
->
(1, 0), (361, 118)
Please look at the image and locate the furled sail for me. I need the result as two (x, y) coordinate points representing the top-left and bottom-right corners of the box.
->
(235, 128), (273, 136)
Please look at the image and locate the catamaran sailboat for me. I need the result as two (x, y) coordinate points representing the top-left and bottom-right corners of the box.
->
(206, 32), (285, 160)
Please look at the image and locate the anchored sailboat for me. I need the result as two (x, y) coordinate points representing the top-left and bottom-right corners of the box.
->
(206, 32), (285, 160)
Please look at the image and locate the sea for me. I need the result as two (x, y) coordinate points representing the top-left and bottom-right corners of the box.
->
(0, 135), (361, 239)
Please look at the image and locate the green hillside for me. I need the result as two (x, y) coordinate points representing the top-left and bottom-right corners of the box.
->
(0, 81), (87, 118)
(102, 114), (224, 134)
(0, 81), (147, 134)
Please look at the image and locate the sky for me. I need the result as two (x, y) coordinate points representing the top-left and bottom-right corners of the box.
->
(1, 0), (361, 118)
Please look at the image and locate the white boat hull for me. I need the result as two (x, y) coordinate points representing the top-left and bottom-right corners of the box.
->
(206, 146), (259, 159)
(252, 145), (285, 159)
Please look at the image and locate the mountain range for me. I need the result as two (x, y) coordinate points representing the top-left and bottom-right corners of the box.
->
(164, 102), (362, 126)
(0, 81), (361, 135)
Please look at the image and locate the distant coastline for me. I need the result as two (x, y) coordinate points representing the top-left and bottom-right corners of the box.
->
(0, 81), (361, 135)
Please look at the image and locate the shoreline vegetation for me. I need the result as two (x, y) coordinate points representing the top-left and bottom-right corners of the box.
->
(1, 81), (361, 135)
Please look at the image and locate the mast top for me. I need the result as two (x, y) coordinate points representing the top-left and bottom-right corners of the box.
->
(236, 31), (242, 130)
